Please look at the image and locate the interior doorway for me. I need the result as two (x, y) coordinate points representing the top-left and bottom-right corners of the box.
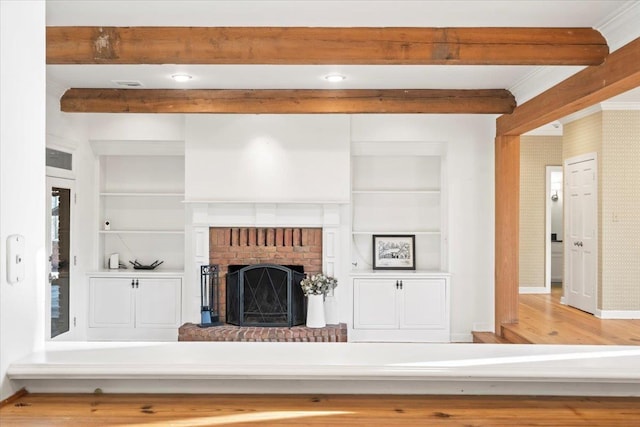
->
(545, 166), (563, 292)
(46, 176), (76, 340)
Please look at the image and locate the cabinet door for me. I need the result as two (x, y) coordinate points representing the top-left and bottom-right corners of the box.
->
(89, 278), (134, 328)
(399, 279), (446, 329)
(353, 279), (398, 329)
(135, 278), (182, 328)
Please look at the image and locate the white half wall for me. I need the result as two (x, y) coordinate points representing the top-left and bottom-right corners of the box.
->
(0, 0), (46, 399)
(351, 115), (497, 339)
(185, 115), (351, 203)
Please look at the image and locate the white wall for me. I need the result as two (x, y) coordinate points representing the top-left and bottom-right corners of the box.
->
(0, 0), (46, 399)
(351, 115), (496, 339)
(185, 115), (351, 203)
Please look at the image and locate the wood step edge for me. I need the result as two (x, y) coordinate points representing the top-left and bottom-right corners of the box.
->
(500, 324), (533, 344)
(472, 331), (512, 344)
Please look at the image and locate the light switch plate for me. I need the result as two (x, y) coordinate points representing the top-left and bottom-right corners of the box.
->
(6, 234), (25, 284)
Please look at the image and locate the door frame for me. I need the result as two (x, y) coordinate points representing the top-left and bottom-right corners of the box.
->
(545, 165), (562, 293)
(45, 175), (77, 341)
(562, 152), (598, 312)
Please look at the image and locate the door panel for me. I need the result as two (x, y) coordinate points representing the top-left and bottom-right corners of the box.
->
(564, 157), (597, 314)
(135, 278), (182, 328)
(89, 278), (135, 328)
(46, 177), (74, 340)
(399, 279), (445, 329)
(353, 279), (397, 329)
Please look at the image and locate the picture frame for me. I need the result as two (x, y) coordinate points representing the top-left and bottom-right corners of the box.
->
(372, 234), (416, 270)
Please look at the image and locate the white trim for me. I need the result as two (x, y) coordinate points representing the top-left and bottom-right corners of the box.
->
(523, 122), (563, 136)
(596, 310), (640, 320)
(450, 333), (473, 343)
(558, 105), (602, 126)
(519, 286), (550, 295)
(596, 0), (640, 52)
(509, 66), (585, 106)
(545, 166), (562, 294)
(600, 102), (640, 111)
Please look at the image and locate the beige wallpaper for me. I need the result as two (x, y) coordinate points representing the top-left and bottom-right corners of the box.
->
(600, 110), (640, 311)
(519, 136), (563, 288)
(562, 110), (640, 311)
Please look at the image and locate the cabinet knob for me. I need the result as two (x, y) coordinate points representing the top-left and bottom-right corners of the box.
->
(131, 280), (135, 288)
(396, 280), (400, 289)
(135, 279), (139, 288)
(399, 280), (403, 290)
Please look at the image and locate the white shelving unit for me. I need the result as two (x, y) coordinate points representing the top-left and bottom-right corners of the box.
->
(96, 155), (186, 272)
(350, 142), (447, 271)
(349, 142), (450, 343)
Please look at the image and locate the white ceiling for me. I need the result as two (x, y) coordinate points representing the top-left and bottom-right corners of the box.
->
(46, 0), (640, 106)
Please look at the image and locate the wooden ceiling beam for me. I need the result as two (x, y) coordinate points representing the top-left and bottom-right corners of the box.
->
(60, 88), (516, 114)
(47, 26), (608, 65)
(497, 37), (640, 136)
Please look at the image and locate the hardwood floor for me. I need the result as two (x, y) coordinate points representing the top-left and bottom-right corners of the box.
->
(474, 287), (640, 344)
(2, 393), (640, 426)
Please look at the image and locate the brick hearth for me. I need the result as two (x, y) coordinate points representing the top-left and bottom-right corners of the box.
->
(179, 323), (347, 342)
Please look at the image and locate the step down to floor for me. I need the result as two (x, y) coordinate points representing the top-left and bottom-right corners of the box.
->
(472, 331), (512, 344)
(501, 324), (534, 344)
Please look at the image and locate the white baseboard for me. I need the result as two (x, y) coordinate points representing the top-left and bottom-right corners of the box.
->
(472, 323), (494, 332)
(519, 286), (550, 294)
(450, 333), (473, 343)
(596, 309), (640, 319)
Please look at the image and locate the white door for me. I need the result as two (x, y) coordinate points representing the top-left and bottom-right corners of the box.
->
(399, 279), (446, 329)
(564, 155), (597, 314)
(89, 278), (135, 328)
(46, 176), (75, 340)
(136, 278), (182, 328)
(353, 279), (397, 329)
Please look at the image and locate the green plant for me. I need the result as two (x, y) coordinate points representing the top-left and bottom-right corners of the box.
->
(300, 273), (338, 296)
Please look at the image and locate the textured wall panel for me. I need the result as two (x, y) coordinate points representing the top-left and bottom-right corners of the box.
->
(519, 136), (563, 288)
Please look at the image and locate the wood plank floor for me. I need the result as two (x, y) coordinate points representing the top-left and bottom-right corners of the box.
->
(503, 287), (640, 345)
(2, 393), (640, 426)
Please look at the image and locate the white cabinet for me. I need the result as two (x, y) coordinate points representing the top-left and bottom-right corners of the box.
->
(351, 273), (450, 342)
(97, 155), (185, 271)
(88, 275), (182, 341)
(351, 142), (447, 271)
(551, 241), (563, 283)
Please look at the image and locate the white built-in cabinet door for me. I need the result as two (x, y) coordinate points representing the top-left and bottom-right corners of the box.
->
(353, 279), (397, 329)
(136, 278), (182, 328)
(399, 279), (446, 329)
(353, 278), (447, 331)
(89, 277), (182, 330)
(89, 278), (135, 328)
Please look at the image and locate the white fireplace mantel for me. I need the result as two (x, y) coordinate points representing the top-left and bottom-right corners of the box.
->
(183, 201), (347, 324)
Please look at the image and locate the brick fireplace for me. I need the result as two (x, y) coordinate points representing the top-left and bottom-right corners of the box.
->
(209, 227), (323, 322)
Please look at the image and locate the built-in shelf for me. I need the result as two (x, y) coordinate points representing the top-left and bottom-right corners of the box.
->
(352, 190), (440, 195)
(100, 192), (184, 197)
(351, 231), (441, 235)
(99, 230), (185, 235)
(96, 155), (186, 283)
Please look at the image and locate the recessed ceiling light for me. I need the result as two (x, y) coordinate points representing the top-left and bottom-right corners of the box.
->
(324, 73), (346, 82)
(171, 73), (192, 82)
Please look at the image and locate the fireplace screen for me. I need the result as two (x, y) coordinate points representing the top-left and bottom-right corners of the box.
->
(226, 264), (305, 327)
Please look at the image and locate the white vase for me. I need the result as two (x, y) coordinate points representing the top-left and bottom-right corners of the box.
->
(324, 295), (339, 325)
(306, 294), (326, 328)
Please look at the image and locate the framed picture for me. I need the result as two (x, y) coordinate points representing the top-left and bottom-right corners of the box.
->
(372, 235), (416, 270)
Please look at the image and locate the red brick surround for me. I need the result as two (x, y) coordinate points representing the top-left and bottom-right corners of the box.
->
(179, 323), (347, 342)
(209, 227), (323, 322)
